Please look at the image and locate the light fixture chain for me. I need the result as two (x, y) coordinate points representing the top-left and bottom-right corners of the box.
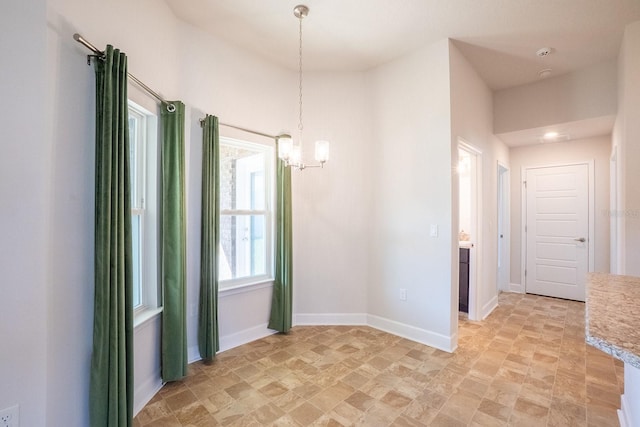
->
(298, 14), (303, 138)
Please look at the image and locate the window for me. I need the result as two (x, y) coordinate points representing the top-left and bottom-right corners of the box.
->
(128, 101), (160, 315)
(219, 137), (274, 289)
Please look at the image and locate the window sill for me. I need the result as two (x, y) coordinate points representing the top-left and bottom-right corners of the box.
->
(219, 279), (274, 298)
(134, 306), (163, 329)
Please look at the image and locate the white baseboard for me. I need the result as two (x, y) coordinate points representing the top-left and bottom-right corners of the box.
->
(294, 312), (456, 353)
(508, 283), (524, 293)
(220, 323), (277, 353)
(188, 323), (277, 363)
(618, 394), (634, 427)
(366, 314), (456, 353)
(295, 312), (367, 326)
(188, 344), (201, 364)
(481, 295), (499, 320)
(133, 374), (163, 416)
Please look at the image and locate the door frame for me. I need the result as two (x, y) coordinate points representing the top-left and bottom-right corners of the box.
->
(497, 162), (510, 292)
(610, 145), (624, 274)
(520, 160), (595, 295)
(458, 138), (482, 321)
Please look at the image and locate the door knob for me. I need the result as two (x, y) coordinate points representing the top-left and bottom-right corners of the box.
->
(574, 237), (586, 242)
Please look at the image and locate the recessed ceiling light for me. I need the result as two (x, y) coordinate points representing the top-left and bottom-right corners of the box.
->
(538, 68), (553, 79)
(539, 132), (571, 143)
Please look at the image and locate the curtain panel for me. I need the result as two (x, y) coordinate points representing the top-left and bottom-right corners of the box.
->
(268, 156), (293, 333)
(198, 115), (220, 360)
(90, 45), (134, 427)
(160, 101), (188, 381)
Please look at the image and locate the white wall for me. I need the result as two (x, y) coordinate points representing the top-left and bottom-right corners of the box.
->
(613, 21), (640, 276)
(494, 60), (617, 134)
(292, 71), (372, 323)
(0, 1), (48, 426)
(366, 40), (456, 350)
(449, 41), (510, 320)
(509, 136), (611, 286)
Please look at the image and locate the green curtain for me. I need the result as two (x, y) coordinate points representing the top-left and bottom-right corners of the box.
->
(90, 45), (134, 427)
(160, 101), (188, 381)
(198, 115), (220, 360)
(268, 154), (293, 332)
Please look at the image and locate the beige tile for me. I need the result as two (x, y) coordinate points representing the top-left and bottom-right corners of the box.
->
(308, 382), (354, 412)
(251, 403), (285, 424)
(391, 414), (429, 426)
(172, 402), (211, 426)
(258, 380), (289, 398)
(289, 402), (324, 425)
(224, 381), (253, 400)
(509, 397), (549, 425)
(458, 377), (489, 398)
(360, 400), (400, 425)
(548, 399), (587, 427)
(469, 410), (508, 426)
(484, 379), (521, 407)
(586, 401), (619, 427)
(135, 399), (171, 425)
(272, 391), (302, 413)
(586, 381), (621, 409)
(291, 382), (322, 400)
(344, 390), (376, 412)
(430, 368), (466, 396)
(143, 415), (182, 427)
(476, 398), (511, 422)
(164, 390), (199, 412)
(380, 390), (413, 409)
(213, 400), (250, 425)
(430, 412), (467, 427)
(439, 389), (483, 424)
(328, 401), (364, 425)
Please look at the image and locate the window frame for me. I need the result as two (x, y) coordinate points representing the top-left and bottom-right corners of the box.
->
(128, 100), (161, 321)
(218, 136), (275, 291)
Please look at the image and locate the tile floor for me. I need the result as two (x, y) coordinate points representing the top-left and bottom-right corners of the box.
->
(134, 292), (624, 426)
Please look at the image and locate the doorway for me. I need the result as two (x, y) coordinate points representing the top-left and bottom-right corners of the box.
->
(458, 139), (482, 320)
(522, 162), (594, 301)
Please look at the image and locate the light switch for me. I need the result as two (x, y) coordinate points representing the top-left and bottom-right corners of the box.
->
(430, 224), (438, 237)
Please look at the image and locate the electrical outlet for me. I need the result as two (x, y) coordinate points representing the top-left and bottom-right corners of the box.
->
(0, 405), (19, 427)
(400, 288), (407, 301)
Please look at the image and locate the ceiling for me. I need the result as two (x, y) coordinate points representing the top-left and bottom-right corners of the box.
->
(164, 0), (640, 90)
(164, 1), (639, 147)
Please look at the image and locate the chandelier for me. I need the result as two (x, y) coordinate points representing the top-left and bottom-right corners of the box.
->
(277, 5), (330, 170)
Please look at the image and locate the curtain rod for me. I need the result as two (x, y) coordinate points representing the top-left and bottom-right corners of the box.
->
(73, 33), (176, 112)
(200, 119), (288, 141)
(74, 33), (287, 139)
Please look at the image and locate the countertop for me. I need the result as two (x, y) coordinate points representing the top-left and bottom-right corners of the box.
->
(585, 272), (640, 369)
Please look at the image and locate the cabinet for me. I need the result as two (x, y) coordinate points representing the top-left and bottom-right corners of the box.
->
(459, 248), (469, 313)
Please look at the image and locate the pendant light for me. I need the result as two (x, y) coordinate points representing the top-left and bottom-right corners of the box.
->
(277, 5), (330, 170)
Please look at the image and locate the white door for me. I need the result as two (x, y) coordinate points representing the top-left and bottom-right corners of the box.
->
(525, 164), (589, 301)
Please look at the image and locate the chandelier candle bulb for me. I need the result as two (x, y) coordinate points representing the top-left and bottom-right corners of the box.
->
(315, 140), (330, 163)
(278, 135), (293, 161)
(290, 145), (303, 167)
